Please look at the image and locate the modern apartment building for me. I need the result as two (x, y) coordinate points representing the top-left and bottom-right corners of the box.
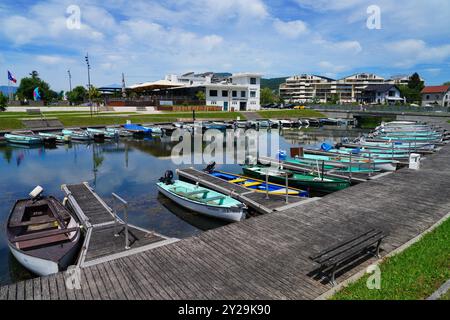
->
(280, 73), (418, 104)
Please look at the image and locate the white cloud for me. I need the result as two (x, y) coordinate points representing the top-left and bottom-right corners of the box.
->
(387, 39), (450, 68)
(273, 19), (308, 38)
(36, 55), (75, 65)
(318, 61), (348, 73)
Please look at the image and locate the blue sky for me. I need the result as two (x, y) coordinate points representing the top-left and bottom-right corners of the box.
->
(0, 0), (449, 91)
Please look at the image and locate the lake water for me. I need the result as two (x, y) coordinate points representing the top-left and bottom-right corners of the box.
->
(0, 126), (367, 286)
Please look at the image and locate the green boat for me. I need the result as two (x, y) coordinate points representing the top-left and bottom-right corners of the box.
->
(242, 166), (350, 193)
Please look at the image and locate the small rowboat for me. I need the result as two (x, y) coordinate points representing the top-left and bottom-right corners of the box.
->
(38, 132), (71, 144)
(123, 124), (152, 135)
(143, 126), (163, 135)
(106, 127), (133, 137)
(242, 166), (350, 193)
(6, 186), (81, 276)
(157, 172), (246, 222)
(5, 131), (56, 146)
(206, 170), (309, 197)
(87, 128), (118, 140)
(62, 128), (92, 141)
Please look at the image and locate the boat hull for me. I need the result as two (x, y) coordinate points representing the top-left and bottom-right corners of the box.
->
(157, 185), (245, 222)
(242, 168), (349, 193)
(8, 230), (81, 276)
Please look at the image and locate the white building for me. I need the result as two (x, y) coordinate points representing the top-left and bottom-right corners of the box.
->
(164, 72), (262, 111)
(421, 86), (450, 107)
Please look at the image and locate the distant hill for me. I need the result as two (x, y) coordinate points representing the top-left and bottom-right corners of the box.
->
(261, 77), (288, 92)
(0, 86), (18, 96)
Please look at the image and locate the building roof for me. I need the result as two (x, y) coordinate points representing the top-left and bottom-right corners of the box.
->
(363, 84), (399, 93)
(129, 80), (184, 91)
(421, 85), (450, 94)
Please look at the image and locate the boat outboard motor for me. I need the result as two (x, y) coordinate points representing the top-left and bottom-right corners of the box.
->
(29, 185), (44, 202)
(335, 143), (343, 150)
(204, 161), (216, 173)
(159, 170), (174, 185)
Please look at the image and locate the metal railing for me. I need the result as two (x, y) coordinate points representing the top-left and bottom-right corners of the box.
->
(112, 192), (130, 250)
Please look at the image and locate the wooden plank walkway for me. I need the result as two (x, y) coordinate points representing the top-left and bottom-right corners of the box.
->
(62, 183), (178, 268)
(2, 122), (450, 300)
(177, 167), (314, 214)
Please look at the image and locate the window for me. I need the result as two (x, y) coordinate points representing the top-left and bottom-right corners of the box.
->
(388, 91), (395, 97)
(426, 95), (430, 100)
(209, 90), (218, 97)
(250, 91), (256, 98)
(241, 91), (246, 98)
(232, 91), (237, 97)
(250, 78), (257, 85)
(222, 90), (228, 97)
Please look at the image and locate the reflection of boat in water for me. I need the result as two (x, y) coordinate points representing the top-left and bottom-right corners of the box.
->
(157, 194), (228, 231)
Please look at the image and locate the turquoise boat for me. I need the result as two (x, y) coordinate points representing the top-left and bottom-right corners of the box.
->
(299, 153), (397, 171)
(38, 132), (71, 144)
(5, 131), (43, 145)
(106, 127), (133, 137)
(87, 128), (118, 139)
(157, 173), (246, 222)
(143, 126), (163, 135)
(62, 129), (91, 141)
(285, 157), (380, 173)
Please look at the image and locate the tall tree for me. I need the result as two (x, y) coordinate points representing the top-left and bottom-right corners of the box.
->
(443, 82), (450, 86)
(260, 87), (277, 105)
(67, 86), (87, 105)
(16, 71), (53, 103)
(0, 92), (8, 111)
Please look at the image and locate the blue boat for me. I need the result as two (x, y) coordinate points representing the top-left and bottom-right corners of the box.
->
(207, 170), (309, 197)
(123, 124), (152, 135)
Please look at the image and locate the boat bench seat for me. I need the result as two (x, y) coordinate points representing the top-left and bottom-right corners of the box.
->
(206, 196), (226, 203)
(186, 190), (210, 196)
(17, 234), (69, 250)
(9, 216), (58, 228)
(243, 182), (262, 187)
(229, 178), (247, 183)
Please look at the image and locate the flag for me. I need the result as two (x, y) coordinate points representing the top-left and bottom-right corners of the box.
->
(33, 87), (41, 101)
(8, 71), (17, 83)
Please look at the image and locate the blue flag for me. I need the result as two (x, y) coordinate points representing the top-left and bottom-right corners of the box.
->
(33, 87), (41, 101)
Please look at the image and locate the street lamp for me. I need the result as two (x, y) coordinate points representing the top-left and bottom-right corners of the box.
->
(67, 70), (72, 92)
(85, 53), (92, 117)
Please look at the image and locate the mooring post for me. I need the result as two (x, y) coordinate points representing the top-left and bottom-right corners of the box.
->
(285, 172), (289, 204)
(124, 202), (130, 250)
(265, 170), (269, 200)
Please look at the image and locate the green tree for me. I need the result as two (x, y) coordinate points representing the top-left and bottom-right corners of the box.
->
(67, 86), (87, 105)
(195, 90), (206, 101)
(0, 92), (8, 111)
(16, 71), (53, 103)
(408, 73), (424, 91)
(260, 87), (276, 105)
(443, 82), (450, 86)
(398, 73), (425, 104)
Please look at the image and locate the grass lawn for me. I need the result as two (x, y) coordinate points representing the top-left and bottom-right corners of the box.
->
(332, 216), (450, 300)
(0, 111), (245, 130)
(258, 109), (325, 118)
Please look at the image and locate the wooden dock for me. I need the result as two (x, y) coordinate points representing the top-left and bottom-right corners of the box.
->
(176, 167), (316, 214)
(62, 183), (178, 268)
(1, 123), (450, 300)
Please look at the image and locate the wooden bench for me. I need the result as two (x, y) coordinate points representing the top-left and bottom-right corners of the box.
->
(26, 109), (42, 115)
(309, 229), (385, 286)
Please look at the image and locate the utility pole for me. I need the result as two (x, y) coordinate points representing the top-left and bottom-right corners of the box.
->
(85, 53), (92, 117)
